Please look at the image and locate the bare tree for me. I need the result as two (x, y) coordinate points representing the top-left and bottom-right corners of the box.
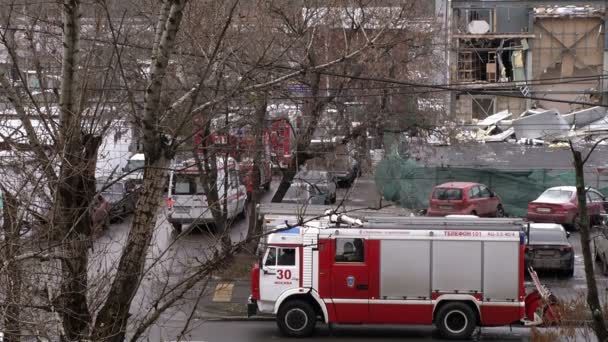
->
(0, 0), (438, 340)
(569, 138), (608, 342)
(270, 1), (440, 202)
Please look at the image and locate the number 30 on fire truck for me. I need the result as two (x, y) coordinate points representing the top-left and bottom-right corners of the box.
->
(248, 214), (553, 340)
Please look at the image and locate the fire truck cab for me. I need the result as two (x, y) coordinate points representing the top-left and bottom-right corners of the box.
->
(249, 213), (545, 339)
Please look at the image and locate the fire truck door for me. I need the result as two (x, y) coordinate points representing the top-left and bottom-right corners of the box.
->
(330, 238), (369, 323)
(259, 246), (299, 308)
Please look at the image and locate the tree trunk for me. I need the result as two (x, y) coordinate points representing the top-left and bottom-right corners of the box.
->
(271, 160), (299, 203)
(92, 0), (185, 339)
(91, 159), (169, 341)
(56, 135), (101, 341)
(192, 122), (227, 236)
(246, 95), (267, 248)
(2, 192), (21, 342)
(572, 148), (608, 341)
(55, 1), (97, 339)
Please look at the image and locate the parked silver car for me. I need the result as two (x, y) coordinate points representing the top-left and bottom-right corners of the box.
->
(282, 170), (337, 205)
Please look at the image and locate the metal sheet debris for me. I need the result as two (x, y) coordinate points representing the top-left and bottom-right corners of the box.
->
(484, 127), (515, 142)
(477, 110), (512, 127)
(512, 109), (569, 140)
(562, 106), (607, 129)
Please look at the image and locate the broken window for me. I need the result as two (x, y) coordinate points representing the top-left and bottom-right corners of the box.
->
(467, 9), (493, 33)
(456, 38), (526, 83)
(455, 8), (494, 33)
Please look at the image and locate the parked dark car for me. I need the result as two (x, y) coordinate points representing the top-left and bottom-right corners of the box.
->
(282, 170), (337, 205)
(527, 186), (607, 230)
(96, 178), (140, 222)
(427, 182), (504, 217)
(525, 223), (574, 277)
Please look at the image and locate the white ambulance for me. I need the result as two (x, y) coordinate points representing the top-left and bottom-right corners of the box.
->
(248, 213), (550, 339)
(167, 156), (247, 232)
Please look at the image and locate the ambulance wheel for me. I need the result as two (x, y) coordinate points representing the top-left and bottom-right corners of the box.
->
(436, 302), (477, 340)
(171, 223), (182, 234)
(277, 300), (316, 337)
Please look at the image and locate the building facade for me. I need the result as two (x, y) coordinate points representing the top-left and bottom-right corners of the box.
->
(446, 0), (608, 123)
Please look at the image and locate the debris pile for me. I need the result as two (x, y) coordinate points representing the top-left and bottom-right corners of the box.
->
(473, 106), (608, 145)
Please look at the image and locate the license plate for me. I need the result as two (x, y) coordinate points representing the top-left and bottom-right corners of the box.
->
(440, 205), (453, 210)
(533, 259), (560, 268)
(537, 250), (557, 257)
(537, 208), (551, 213)
(174, 206), (190, 213)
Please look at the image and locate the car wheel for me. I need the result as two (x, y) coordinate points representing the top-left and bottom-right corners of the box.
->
(240, 204), (248, 220)
(277, 300), (316, 337)
(263, 182), (271, 191)
(563, 267), (574, 278)
(171, 222), (182, 234)
(567, 215), (580, 231)
(470, 210), (477, 216)
(102, 214), (110, 231)
(121, 206), (127, 222)
(331, 194), (336, 204)
(435, 302), (477, 340)
(495, 205), (505, 218)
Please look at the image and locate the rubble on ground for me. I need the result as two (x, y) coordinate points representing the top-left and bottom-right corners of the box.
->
(471, 106), (608, 145)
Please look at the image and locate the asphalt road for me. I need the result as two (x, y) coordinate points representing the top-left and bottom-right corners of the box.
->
(151, 321), (533, 342)
(90, 177), (383, 337)
(93, 175), (606, 340)
(528, 230), (608, 301)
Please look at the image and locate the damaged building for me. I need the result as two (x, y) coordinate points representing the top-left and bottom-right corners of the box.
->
(448, 0), (608, 123)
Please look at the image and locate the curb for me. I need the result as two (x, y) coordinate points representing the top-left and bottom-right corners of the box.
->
(201, 315), (275, 322)
(210, 276), (250, 282)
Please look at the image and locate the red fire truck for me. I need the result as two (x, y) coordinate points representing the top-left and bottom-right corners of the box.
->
(268, 107), (302, 169)
(248, 213), (551, 339)
(269, 118), (295, 169)
(192, 114), (272, 198)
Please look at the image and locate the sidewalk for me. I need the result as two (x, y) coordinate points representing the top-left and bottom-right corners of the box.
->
(197, 278), (271, 320)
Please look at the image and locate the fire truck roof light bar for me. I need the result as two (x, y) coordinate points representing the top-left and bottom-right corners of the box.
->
(325, 209), (364, 227)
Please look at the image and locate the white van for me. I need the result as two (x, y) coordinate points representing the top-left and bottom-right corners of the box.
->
(167, 156), (247, 232)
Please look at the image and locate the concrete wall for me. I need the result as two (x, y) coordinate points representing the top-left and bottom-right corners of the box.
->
(455, 95), (474, 123)
(496, 96), (526, 117)
(531, 16), (604, 113)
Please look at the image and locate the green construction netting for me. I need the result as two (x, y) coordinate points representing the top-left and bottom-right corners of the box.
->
(375, 156), (608, 217)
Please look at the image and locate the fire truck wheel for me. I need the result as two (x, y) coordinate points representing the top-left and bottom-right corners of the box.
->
(436, 302), (477, 340)
(277, 300), (316, 337)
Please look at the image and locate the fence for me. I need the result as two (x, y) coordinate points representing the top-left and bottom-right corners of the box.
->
(375, 156), (608, 217)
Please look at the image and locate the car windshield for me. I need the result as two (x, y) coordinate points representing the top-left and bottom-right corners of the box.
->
(174, 174), (195, 194)
(96, 182), (122, 193)
(529, 229), (568, 244)
(125, 160), (145, 172)
(294, 171), (327, 185)
(285, 185), (315, 199)
(537, 189), (573, 203)
(106, 183), (123, 194)
(433, 188), (463, 200)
